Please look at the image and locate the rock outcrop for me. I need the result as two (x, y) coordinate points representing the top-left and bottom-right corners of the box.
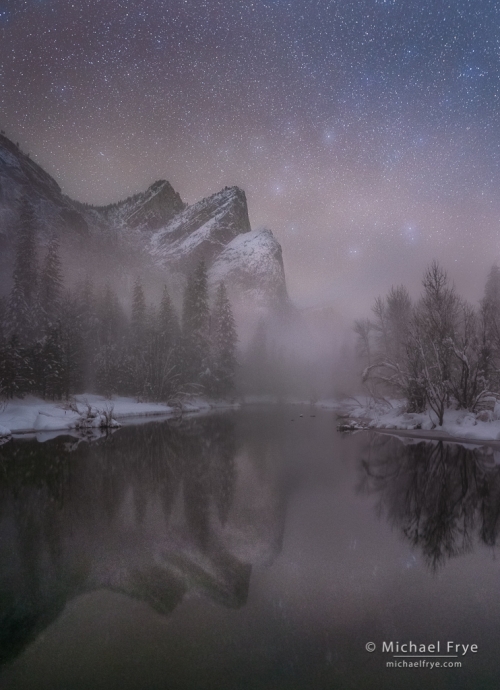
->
(0, 134), (289, 313)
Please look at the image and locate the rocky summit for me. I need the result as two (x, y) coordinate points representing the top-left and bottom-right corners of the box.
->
(0, 134), (289, 314)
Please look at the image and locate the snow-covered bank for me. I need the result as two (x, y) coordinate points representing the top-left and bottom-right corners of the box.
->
(0, 395), (239, 440)
(318, 396), (500, 443)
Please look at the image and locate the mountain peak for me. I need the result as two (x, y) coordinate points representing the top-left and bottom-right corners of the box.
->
(0, 144), (289, 315)
(0, 133), (62, 201)
(94, 179), (186, 232)
(210, 226), (289, 311)
(149, 185), (251, 272)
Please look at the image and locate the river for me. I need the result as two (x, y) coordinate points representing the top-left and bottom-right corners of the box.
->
(0, 406), (499, 689)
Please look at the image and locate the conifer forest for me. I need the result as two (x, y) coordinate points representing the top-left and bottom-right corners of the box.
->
(0, 201), (238, 401)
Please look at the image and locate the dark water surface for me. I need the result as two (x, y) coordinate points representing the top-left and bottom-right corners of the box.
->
(1, 406), (500, 689)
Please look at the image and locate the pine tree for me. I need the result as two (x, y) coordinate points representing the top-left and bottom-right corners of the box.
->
(0, 336), (25, 398)
(158, 284), (179, 349)
(129, 278), (148, 396)
(75, 278), (98, 391)
(40, 233), (63, 329)
(59, 291), (87, 398)
(131, 277), (146, 344)
(181, 261), (210, 387)
(95, 284), (127, 397)
(143, 285), (181, 400)
(7, 199), (39, 344)
(41, 324), (64, 399)
(0, 297), (6, 343)
(210, 282), (237, 398)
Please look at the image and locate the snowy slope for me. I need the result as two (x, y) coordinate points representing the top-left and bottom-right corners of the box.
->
(95, 179), (185, 232)
(0, 134), (89, 247)
(149, 186), (251, 270)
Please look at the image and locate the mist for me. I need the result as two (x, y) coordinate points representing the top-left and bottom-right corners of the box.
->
(3, 1), (500, 687)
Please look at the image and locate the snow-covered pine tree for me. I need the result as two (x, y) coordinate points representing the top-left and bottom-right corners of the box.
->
(181, 261), (210, 387)
(210, 282), (237, 398)
(7, 199), (39, 345)
(40, 233), (63, 330)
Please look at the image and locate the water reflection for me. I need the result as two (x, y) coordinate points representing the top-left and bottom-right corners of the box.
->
(360, 435), (500, 568)
(0, 414), (287, 666)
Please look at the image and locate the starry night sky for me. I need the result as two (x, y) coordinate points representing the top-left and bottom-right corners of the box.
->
(1, 0), (499, 312)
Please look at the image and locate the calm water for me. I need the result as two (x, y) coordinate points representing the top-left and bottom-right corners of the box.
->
(1, 406), (500, 689)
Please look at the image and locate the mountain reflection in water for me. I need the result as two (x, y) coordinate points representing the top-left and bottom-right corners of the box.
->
(0, 414), (287, 667)
(4, 413), (500, 690)
(359, 435), (500, 568)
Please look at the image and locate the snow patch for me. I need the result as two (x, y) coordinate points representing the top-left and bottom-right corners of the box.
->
(0, 395), (239, 440)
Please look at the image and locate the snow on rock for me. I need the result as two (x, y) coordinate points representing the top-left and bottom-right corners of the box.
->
(0, 425), (11, 438)
(149, 186), (251, 272)
(97, 180), (185, 232)
(148, 187), (289, 311)
(209, 227), (288, 310)
(0, 146), (21, 169)
(0, 134), (290, 316)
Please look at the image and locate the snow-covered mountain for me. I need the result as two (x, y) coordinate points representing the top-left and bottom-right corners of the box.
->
(210, 227), (288, 310)
(149, 186), (250, 270)
(0, 134), (289, 313)
(95, 178), (186, 232)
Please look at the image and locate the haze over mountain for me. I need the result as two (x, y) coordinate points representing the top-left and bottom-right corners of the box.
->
(0, 134), (289, 321)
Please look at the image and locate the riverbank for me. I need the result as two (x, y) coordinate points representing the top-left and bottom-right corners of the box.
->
(319, 395), (500, 443)
(0, 394), (239, 440)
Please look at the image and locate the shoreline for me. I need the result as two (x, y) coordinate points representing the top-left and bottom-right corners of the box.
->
(321, 395), (500, 447)
(0, 395), (240, 442)
(4, 395), (500, 449)
(369, 426), (500, 449)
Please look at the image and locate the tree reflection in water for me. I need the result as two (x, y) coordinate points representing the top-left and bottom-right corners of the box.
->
(359, 434), (500, 569)
(0, 414), (286, 666)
